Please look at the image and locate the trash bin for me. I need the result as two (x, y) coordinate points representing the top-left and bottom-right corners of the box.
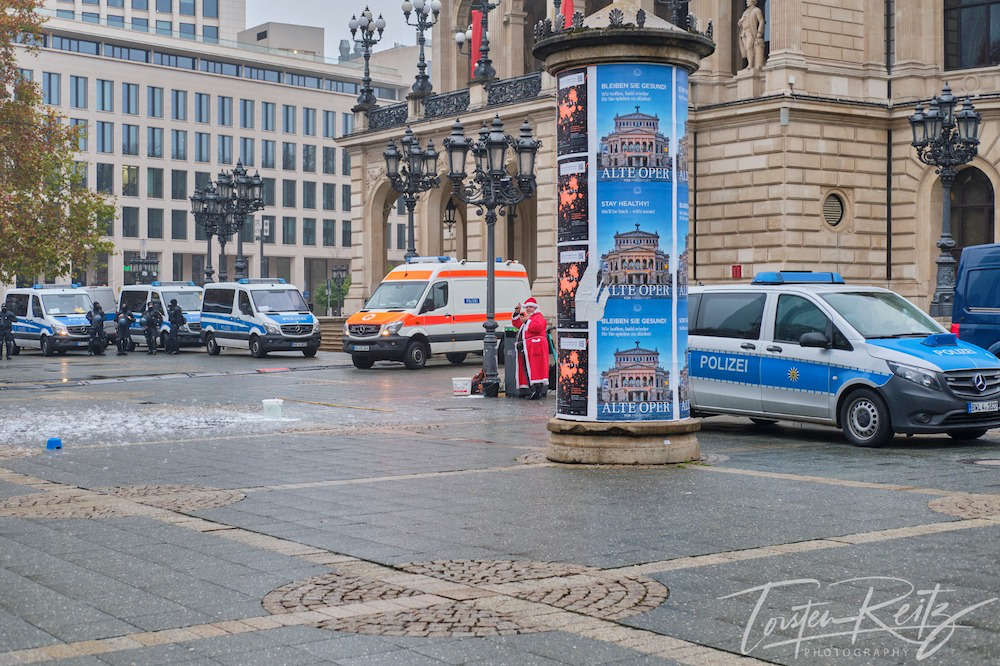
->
(504, 327), (519, 398)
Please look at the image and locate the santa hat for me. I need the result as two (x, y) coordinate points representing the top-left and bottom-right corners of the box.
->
(523, 297), (539, 309)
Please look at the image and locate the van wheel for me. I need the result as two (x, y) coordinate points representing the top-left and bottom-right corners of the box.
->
(249, 335), (267, 358)
(948, 428), (989, 441)
(446, 352), (467, 365)
(40, 336), (55, 357)
(158, 332), (168, 350)
(403, 341), (428, 369)
(840, 388), (893, 447)
(352, 354), (374, 369)
(127, 339), (136, 352)
(205, 333), (221, 356)
(302, 347), (318, 358)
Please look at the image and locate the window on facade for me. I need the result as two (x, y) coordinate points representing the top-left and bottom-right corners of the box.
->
(122, 166), (139, 196)
(282, 105), (296, 134)
(261, 178), (275, 206)
(282, 142), (296, 170)
(96, 121), (113, 153)
(303, 108), (316, 136)
(195, 132), (210, 162)
(203, 26), (218, 43)
(171, 169), (187, 199)
(262, 140), (275, 169)
(950, 166), (996, 259)
(171, 89), (186, 120)
(262, 102), (275, 131)
(195, 171), (210, 190)
(122, 124), (139, 155)
(171, 210), (187, 240)
(395, 197), (405, 215)
(302, 182), (316, 209)
(156, 20), (172, 35)
(96, 79), (113, 111)
(179, 22), (195, 39)
(341, 112), (354, 137)
(122, 83), (139, 114)
(342, 220), (352, 247)
(57, 9), (75, 19)
(96, 163), (114, 194)
(303, 218), (316, 246)
(72, 161), (88, 188)
(179, 0), (194, 15)
(342, 184), (351, 211)
(70, 76), (87, 109)
(109, 0), (125, 7)
(323, 147), (336, 174)
(282, 217), (296, 244)
(218, 96), (232, 126)
(218, 135), (233, 164)
(122, 207), (139, 237)
(156, 0), (171, 12)
(323, 219), (336, 246)
(944, 1), (1000, 69)
(240, 99), (254, 128)
(303, 145), (316, 172)
(204, 0), (219, 17)
(282, 179), (296, 207)
(132, 0), (148, 8)
(195, 93), (209, 122)
(147, 167), (164, 198)
(323, 183), (336, 211)
(132, 17), (149, 32)
(145, 127), (162, 158)
(70, 118), (88, 151)
(147, 86), (163, 117)
(397, 224), (407, 250)
(240, 137), (255, 166)
(42, 72), (60, 105)
(147, 208), (164, 239)
(342, 150), (351, 176)
(322, 111), (336, 138)
(171, 129), (187, 160)
(107, 15), (125, 28)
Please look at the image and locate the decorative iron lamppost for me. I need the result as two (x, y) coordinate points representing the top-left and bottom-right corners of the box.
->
(909, 85), (982, 317)
(190, 186), (219, 283)
(348, 6), (386, 113)
(384, 127), (440, 261)
(327, 265), (348, 316)
(454, 0), (497, 84)
(227, 161), (264, 280)
(444, 115), (540, 397)
(401, 0), (441, 99)
(190, 162), (265, 283)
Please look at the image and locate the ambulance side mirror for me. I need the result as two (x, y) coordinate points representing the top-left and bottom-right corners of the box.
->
(799, 331), (831, 348)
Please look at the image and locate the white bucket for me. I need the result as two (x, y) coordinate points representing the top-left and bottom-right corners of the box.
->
(452, 377), (472, 396)
(262, 398), (284, 419)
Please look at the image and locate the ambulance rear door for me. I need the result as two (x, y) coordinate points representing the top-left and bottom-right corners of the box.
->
(451, 278), (487, 352)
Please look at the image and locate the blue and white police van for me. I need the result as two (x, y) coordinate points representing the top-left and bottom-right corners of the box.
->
(688, 271), (1000, 446)
(200, 279), (320, 357)
(118, 282), (204, 350)
(2, 284), (94, 355)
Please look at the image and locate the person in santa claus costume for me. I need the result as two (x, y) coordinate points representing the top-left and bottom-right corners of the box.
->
(512, 297), (549, 399)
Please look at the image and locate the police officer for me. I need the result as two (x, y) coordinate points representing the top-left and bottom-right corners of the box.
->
(114, 303), (134, 356)
(141, 301), (163, 355)
(0, 303), (17, 361)
(85, 302), (106, 356)
(165, 298), (186, 355)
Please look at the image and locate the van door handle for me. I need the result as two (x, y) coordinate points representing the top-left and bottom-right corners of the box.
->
(767, 345), (783, 353)
(740, 343), (756, 350)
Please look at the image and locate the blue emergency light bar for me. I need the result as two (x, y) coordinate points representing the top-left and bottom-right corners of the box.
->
(151, 281), (197, 287)
(237, 278), (286, 284)
(405, 256), (455, 264)
(752, 271), (845, 285)
(32, 283), (81, 289)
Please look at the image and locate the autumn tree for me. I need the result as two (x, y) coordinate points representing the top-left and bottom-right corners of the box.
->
(0, 0), (114, 285)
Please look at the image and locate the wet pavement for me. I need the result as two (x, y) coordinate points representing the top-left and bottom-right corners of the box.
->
(0, 350), (999, 665)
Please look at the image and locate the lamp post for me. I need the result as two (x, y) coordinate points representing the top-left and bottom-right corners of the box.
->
(454, 0), (497, 84)
(348, 6), (386, 113)
(402, 0), (441, 99)
(443, 197), (457, 252)
(444, 115), (540, 397)
(190, 187), (218, 283)
(909, 85), (981, 317)
(190, 162), (266, 283)
(329, 266), (348, 316)
(384, 126), (440, 262)
(228, 161), (264, 280)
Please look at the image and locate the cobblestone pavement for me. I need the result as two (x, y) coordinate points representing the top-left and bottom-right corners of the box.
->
(0, 352), (999, 664)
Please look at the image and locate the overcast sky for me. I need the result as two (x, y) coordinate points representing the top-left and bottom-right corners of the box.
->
(246, 0), (421, 59)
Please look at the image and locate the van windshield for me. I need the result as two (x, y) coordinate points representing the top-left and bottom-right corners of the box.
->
(251, 289), (308, 313)
(161, 291), (203, 311)
(364, 281), (428, 310)
(821, 291), (942, 339)
(41, 293), (91, 315)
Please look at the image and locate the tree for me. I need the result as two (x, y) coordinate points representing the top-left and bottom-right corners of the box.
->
(313, 276), (352, 315)
(0, 0), (114, 284)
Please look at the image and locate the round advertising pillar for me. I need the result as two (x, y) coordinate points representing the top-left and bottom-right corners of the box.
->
(533, 0), (715, 464)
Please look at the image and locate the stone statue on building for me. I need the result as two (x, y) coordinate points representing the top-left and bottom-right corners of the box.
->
(737, 0), (765, 73)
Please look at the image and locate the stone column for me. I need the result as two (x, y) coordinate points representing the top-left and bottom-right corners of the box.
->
(762, 0), (806, 97)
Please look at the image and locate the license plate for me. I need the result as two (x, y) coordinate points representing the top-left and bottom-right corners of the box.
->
(353, 345), (370, 352)
(968, 400), (1000, 414)
(291, 342), (307, 348)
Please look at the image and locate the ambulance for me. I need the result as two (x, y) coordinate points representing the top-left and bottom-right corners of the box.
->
(2, 284), (94, 355)
(343, 257), (532, 369)
(689, 271), (1000, 447)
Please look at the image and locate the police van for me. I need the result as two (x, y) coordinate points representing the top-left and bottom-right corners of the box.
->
(2, 284), (94, 355)
(83, 286), (118, 343)
(689, 271), (1000, 446)
(343, 257), (532, 369)
(118, 282), (204, 350)
(200, 279), (320, 357)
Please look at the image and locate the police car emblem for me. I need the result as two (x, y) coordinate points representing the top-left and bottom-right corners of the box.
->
(975, 374), (988, 393)
(787, 368), (800, 383)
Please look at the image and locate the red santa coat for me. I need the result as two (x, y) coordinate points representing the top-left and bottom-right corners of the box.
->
(512, 310), (549, 389)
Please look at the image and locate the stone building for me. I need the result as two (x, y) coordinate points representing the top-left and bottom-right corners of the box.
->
(598, 106), (670, 169)
(599, 342), (670, 404)
(601, 225), (670, 286)
(341, 0), (1000, 313)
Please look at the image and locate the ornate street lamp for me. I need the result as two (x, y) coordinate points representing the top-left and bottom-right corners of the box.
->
(909, 85), (981, 317)
(444, 115), (540, 397)
(327, 265), (349, 316)
(454, 0), (497, 84)
(348, 6), (386, 113)
(402, 0), (441, 99)
(190, 162), (266, 283)
(190, 187), (218, 283)
(384, 126), (440, 261)
(443, 197), (457, 242)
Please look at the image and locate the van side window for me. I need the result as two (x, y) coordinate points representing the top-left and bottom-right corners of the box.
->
(31, 296), (43, 317)
(203, 289), (235, 314)
(692, 293), (766, 340)
(422, 282), (448, 313)
(965, 269), (1000, 309)
(150, 292), (163, 312)
(688, 293), (701, 330)
(774, 295), (829, 343)
(122, 291), (148, 313)
(6, 294), (28, 317)
(238, 291), (253, 315)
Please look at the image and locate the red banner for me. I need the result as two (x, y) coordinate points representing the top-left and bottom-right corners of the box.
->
(561, 0), (574, 28)
(470, 10), (482, 77)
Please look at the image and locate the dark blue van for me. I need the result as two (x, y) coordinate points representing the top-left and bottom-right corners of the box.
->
(952, 244), (1000, 355)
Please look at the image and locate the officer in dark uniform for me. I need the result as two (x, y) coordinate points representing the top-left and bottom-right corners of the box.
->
(141, 301), (163, 355)
(165, 298), (186, 355)
(0, 303), (17, 360)
(115, 303), (134, 356)
(85, 302), (106, 355)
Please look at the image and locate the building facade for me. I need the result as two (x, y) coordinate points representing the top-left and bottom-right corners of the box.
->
(598, 107), (670, 169)
(599, 343), (670, 405)
(600, 225), (670, 286)
(15, 5), (411, 304)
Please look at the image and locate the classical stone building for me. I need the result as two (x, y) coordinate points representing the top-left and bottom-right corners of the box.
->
(599, 106), (670, 169)
(599, 342), (670, 405)
(341, 0), (1000, 313)
(601, 225), (670, 286)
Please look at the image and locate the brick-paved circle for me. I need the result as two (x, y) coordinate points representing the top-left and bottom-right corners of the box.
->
(400, 559), (592, 585)
(929, 493), (1000, 519)
(316, 601), (546, 637)
(262, 572), (420, 614)
(516, 574), (668, 620)
(97, 484), (246, 512)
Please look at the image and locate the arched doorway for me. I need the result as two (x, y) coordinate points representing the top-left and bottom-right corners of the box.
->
(367, 178), (396, 293)
(950, 167), (995, 260)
